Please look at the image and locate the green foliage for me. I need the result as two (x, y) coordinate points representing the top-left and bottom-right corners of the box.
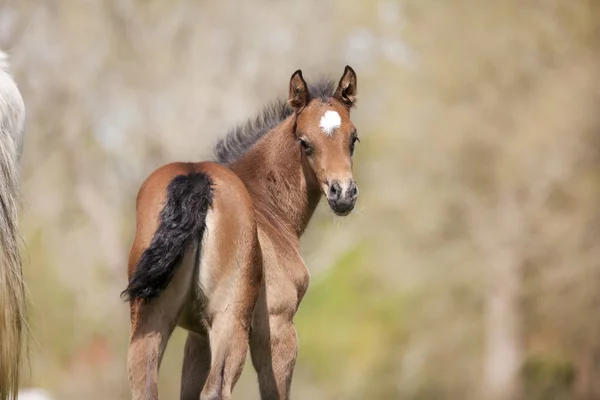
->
(295, 243), (406, 397)
(523, 355), (576, 400)
(21, 228), (77, 387)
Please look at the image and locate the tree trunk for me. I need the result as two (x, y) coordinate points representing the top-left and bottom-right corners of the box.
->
(479, 196), (524, 400)
(483, 248), (523, 400)
(575, 348), (600, 400)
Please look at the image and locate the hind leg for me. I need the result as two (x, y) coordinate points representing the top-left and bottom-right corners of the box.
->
(200, 310), (253, 400)
(127, 246), (196, 400)
(128, 301), (178, 400)
(197, 228), (261, 399)
(183, 165), (262, 399)
(179, 311), (252, 400)
(180, 332), (211, 400)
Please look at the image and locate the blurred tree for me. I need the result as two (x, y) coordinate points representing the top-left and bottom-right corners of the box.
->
(0, 0), (599, 399)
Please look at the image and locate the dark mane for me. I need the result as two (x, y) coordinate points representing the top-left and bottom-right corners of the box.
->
(213, 78), (336, 165)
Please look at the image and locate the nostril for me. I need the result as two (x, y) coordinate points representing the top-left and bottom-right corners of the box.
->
(346, 180), (359, 199)
(329, 181), (341, 200)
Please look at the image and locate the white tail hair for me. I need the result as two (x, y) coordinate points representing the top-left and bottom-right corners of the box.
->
(0, 48), (26, 400)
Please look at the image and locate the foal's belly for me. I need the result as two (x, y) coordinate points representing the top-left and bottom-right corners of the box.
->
(177, 299), (207, 335)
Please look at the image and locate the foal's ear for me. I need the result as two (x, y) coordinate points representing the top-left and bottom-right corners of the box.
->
(288, 69), (309, 112)
(334, 65), (357, 108)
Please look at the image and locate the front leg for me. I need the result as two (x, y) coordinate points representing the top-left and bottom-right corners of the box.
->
(250, 283), (299, 400)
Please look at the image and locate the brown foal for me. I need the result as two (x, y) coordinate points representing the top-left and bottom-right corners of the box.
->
(123, 66), (360, 400)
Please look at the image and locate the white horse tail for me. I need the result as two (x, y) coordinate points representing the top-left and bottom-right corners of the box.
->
(0, 49), (26, 400)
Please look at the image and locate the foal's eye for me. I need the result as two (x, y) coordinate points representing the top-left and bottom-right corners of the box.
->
(298, 138), (313, 155)
(350, 136), (360, 155)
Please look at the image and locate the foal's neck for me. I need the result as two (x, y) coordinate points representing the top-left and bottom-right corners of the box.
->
(229, 117), (322, 237)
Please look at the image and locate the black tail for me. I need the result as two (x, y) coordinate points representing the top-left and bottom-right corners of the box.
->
(122, 172), (213, 302)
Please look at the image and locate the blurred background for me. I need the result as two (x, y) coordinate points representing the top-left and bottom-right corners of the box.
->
(2, 0), (600, 399)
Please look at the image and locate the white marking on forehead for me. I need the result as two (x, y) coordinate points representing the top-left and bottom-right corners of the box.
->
(319, 110), (341, 136)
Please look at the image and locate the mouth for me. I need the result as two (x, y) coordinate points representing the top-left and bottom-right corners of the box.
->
(328, 200), (355, 216)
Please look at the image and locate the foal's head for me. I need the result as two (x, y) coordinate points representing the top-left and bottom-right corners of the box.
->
(288, 66), (360, 216)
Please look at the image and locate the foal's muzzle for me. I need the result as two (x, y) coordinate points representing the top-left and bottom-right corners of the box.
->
(327, 179), (359, 216)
